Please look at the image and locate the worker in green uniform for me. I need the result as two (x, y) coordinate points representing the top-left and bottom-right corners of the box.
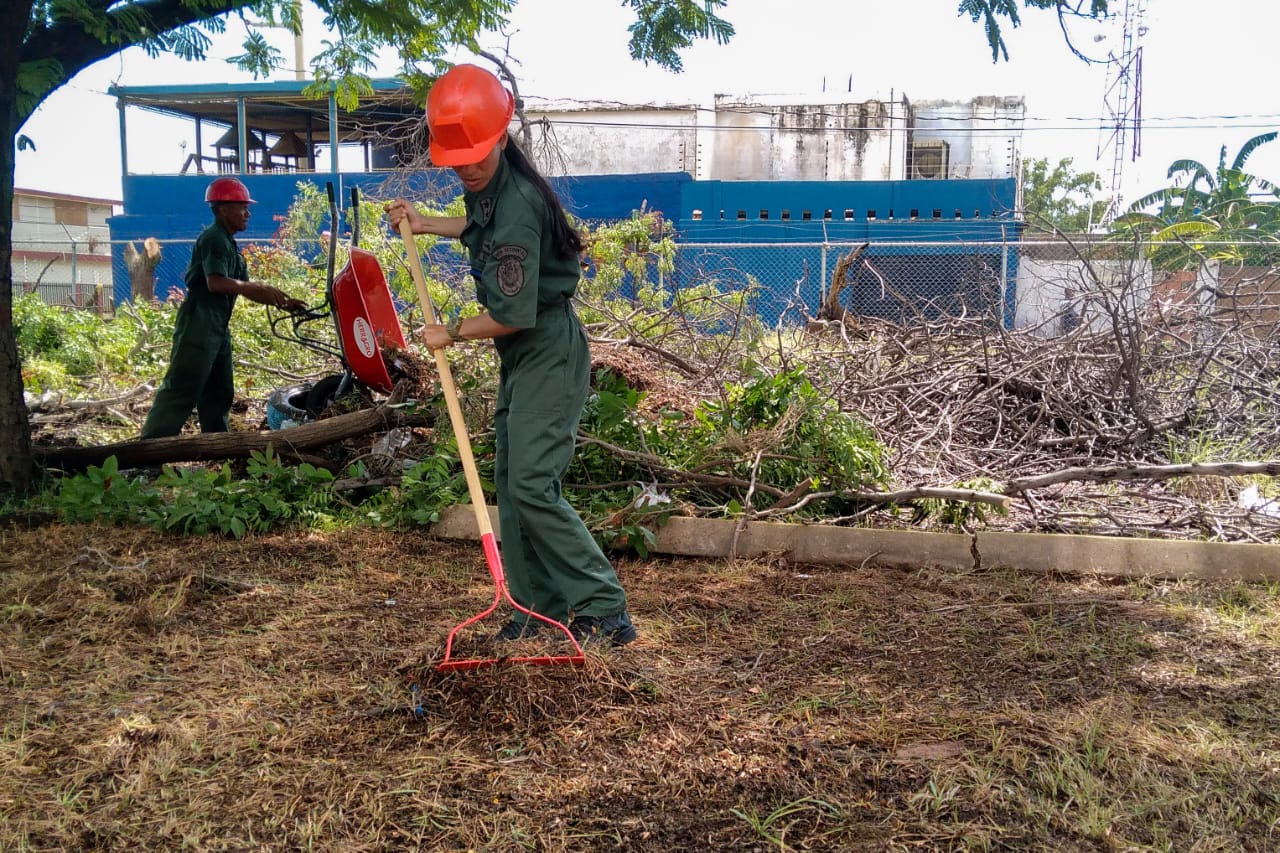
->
(386, 64), (637, 647)
(141, 177), (304, 439)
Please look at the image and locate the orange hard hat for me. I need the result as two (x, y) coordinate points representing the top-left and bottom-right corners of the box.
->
(205, 177), (255, 204)
(426, 64), (515, 167)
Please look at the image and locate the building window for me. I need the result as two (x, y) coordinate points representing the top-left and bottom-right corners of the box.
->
(55, 200), (89, 227)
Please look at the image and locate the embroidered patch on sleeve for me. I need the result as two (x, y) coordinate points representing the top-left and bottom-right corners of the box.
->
(493, 245), (529, 296)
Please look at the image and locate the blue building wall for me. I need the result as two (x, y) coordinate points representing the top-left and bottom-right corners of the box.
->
(108, 172), (1019, 325)
(679, 178), (1016, 234)
(107, 170), (693, 303)
(672, 178), (1020, 327)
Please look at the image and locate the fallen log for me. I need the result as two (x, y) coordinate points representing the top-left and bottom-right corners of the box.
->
(34, 401), (437, 474)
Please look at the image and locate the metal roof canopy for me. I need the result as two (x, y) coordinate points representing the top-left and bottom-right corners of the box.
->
(108, 79), (423, 175)
(108, 79), (420, 142)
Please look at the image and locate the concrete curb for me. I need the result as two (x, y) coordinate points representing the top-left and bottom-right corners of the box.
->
(429, 506), (1280, 582)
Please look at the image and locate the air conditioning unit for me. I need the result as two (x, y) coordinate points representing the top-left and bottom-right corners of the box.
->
(911, 140), (950, 180)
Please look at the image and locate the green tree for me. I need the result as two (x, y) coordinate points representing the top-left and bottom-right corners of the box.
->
(1021, 156), (1109, 233)
(1110, 133), (1280, 268)
(0, 0), (1109, 493)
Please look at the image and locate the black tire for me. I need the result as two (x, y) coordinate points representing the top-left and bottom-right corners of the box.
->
(266, 382), (312, 430)
(304, 373), (347, 417)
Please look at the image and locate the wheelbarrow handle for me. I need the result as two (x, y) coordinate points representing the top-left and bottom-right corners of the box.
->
(396, 219), (495, 542)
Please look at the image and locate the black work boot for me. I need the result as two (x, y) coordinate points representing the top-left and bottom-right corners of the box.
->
(569, 612), (637, 647)
(494, 620), (541, 641)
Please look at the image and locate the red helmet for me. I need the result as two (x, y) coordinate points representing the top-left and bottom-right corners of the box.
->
(205, 177), (256, 204)
(426, 64), (515, 167)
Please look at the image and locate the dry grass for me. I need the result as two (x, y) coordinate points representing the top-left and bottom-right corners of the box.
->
(1, 523), (1278, 851)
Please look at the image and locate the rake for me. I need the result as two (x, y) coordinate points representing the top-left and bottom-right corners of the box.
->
(398, 220), (586, 672)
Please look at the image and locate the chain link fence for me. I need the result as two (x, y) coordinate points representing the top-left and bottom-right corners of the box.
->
(14, 237), (1280, 339)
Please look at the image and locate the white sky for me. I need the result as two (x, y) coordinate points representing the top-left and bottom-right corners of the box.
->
(16, 0), (1280, 210)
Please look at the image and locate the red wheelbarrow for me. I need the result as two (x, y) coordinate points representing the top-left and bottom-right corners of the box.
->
(267, 183), (408, 427)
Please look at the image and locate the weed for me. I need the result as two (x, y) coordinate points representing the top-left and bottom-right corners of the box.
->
(730, 796), (840, 849)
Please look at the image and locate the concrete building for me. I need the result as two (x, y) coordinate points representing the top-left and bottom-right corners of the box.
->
(12, 188), (118, 309)
(518, 93), (1024, 184)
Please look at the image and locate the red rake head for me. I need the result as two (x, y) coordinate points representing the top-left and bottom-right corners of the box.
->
(435, 529), (586, 671)
(435, 576), (586, 672)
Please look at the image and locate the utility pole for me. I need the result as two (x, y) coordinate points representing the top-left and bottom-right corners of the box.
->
(292, 0), (305, 80)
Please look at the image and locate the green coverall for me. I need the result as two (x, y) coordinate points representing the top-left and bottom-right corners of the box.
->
(460, 156), (629, 623)
(140, 221), (244, 439)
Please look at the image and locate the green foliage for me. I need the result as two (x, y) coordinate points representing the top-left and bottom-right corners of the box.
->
(279, 181), (470, 327)
(15, 292), (104, 375)
(19, 0), (738, 129)
(570, 366), (892, 543)
(14, 177), (890, 547)
(623, 0), (734, 72)
(45, 456), (162, 525)
(1021, 157), (1109, 233)
(43, 450), (341, 538)
(1110, 133), (1280, 269)
(148, 450), (338, 538)
(916, 478), (1007, 530)
(581, 213), (676, 296)
(690, 368), (890, 504)
(731, 796), (841, 848)
(365, 443), (468, 529)
(13, 293), (175, 390)
(16, 58), (64, 122)
(16, 0), (1094, 135)
(228, 30), (285, 81)
(578, 212), (756, 334)
(13, 266), (329, 409)
(352, 193), (471, 324)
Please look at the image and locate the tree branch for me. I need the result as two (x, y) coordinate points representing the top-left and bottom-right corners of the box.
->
(1004, 460), (1280, 495)
(21, 0), (242, 120)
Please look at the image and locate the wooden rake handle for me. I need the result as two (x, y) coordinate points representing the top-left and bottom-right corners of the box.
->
(397, 219), (494, 540)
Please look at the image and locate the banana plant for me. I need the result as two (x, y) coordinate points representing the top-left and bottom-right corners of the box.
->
(1110, 133), (1280, 269)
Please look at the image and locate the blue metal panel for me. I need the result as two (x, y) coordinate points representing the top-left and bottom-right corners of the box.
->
(556, 172), (690, 224)
(680, 178), (1017, 229)
(677, 219), (1015, 243)
(113, 170), (679, 239)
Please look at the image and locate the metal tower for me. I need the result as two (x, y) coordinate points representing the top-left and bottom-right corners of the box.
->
(1097, 0), (1146, 223)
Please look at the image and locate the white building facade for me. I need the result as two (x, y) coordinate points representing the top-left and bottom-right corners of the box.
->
(12, 188), (118, 309)
(517, 93), (1024, 184)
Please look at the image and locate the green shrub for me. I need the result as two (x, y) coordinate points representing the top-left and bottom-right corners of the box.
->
(45, 455), (162, 524)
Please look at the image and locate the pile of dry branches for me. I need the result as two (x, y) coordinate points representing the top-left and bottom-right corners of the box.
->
(578, 248), (1280, 543)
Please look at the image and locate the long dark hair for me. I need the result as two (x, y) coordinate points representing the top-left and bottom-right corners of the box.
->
(503, 138), (583, 259)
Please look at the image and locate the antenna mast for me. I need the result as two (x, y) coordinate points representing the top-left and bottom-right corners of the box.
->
(1097, 0), (1147, 223)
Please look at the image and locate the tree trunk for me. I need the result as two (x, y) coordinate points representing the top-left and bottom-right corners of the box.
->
(0, 0), (37, 494)
(34, 402), (438, 473)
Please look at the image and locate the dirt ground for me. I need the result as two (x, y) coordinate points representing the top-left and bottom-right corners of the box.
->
(2, 523), (1278, 851)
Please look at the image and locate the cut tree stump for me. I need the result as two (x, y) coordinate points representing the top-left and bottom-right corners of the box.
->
(815, 243), (868, 323)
